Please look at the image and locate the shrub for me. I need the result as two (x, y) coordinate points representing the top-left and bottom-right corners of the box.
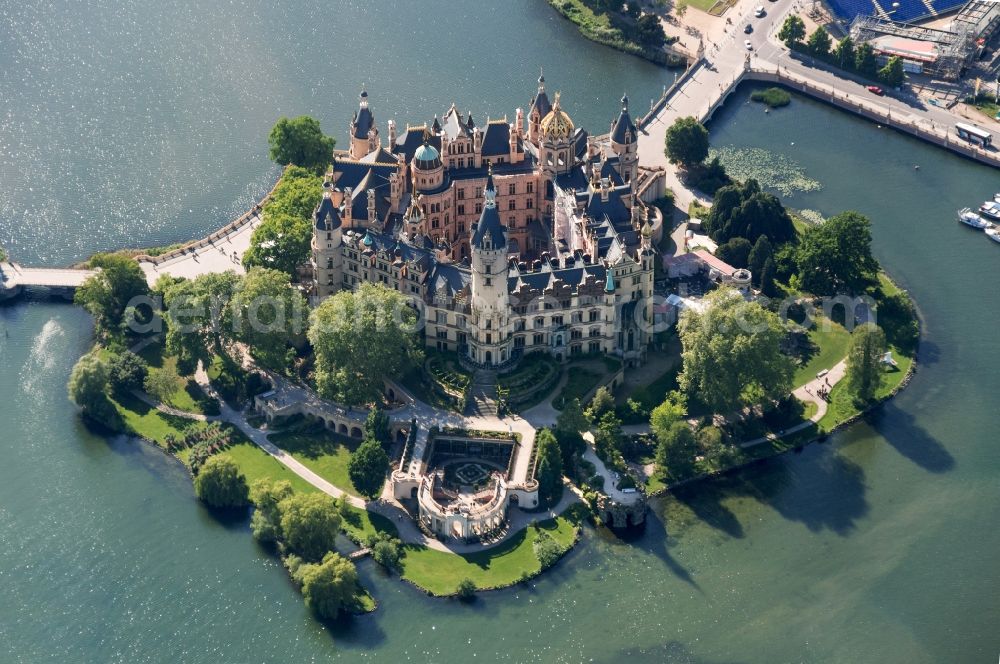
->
(108, 350), (148, 393)
(750, 87), (791, 108)
(456, 578), (477, 600)
(533, 530), (563, 570)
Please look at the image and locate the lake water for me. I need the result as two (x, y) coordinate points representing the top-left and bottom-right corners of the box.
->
(1, 2), (998, 662)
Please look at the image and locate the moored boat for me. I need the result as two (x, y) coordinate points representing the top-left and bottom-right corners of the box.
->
(959, 208), (992, 229)
(979, 201), (1000, 221)
(986, 227), (1000, 243)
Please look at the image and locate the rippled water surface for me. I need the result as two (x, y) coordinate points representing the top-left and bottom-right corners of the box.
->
(1, 2), (999, 662)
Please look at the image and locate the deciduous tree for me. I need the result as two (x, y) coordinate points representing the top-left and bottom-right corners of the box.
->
(75, 253), (149, 332)
(855, 42), (877, 76)
(308, 283), (421, 405)
(228, 267), (305, 371)
(665, 116), (709, 168)
(289, 552), (361, 620)
(796, 211), (879, 296)
(249, 478), (294, 543)
(279, 492), (343, 561)
(878, 56), (905, 88)
(242, 212), (313, 279)
(194, 454), (249, 508)
(268, 116), (335, 173)
(68, 350), (114, 422)
(347, 438), (389, 500)
(807, 27), (832, 58)
(677, 288), (794, 414)
(654, 420), (698, 476)
(778, 15), (806, 48)
(834, 36), (855, 70)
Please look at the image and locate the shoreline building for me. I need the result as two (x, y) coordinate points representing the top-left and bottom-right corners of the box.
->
(312, 78), (664, 369)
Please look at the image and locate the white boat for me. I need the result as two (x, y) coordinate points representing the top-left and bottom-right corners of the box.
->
(986, 227), (1000, 243)
(959, 208), (992, 229)
(979, 201), (1000, 220)
(992, 192), (1000, 203)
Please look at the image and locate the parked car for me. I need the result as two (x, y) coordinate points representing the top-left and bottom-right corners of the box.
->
(745, 39), (753, 50)
(744, 23), (753, 33)
(754, 6), (765, 16)
(867, 85), (885, 95)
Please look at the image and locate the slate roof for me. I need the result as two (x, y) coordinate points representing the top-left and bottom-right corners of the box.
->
(428, 262), (472, 298)
(441, 107), (472, 141)
(507, 260), (607, 294)
(353, 94), (374, 140)
(610, 96), (637, 145)
(392, 126), (439, 163)
(471, 171), (506, 250)
(481, 121), (511, 157)
(314, 195), (342, 231)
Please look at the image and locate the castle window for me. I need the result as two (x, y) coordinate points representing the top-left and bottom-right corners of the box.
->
(571, 329), (582, 340)
(534, 333), (545, 345)
(589, 341), (601, 353)
(485, 278), (491, 286)
(589, 327), (601, 337)
(485, 319), (492, 329)
(458, 204), (465, 215)
(508, 183), (516, 195)
(327, 233), (332, 240)
(436, 311), (447, 324)
(437, 329), (448, 339)
(458, 188), (465, 200)
(534, 317), (544, 329)
(458, 158), (465, 168)
(432, 218), (439, 229)
(486, 333), (492, 344)
(509, 216), (516, 228)
(485, 264), (491, 274)
(514, 336), (525, 348)
(458, 222), (465, 233)
(475, 203), (482, 214)
(589, 309), (599, 322)
(475, 187), (482, 198)
(508, 200), (516, 211)
(632, 276), (639, 285)
(527, 182), (534, 194)
(553, 315), (563, 326)
(514, 320), (525, 332)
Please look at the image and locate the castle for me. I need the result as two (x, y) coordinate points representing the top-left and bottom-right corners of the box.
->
(311, 76), (664, 369)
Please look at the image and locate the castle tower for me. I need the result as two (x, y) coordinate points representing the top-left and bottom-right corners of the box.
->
(527, 71), (551, 145)
(313, 183), (344, 300)
(469, 167), (512, 367)
(411, 139), (443, 191)
(539, 92), (575, 181)
(349, 89), (378, 160)
(609, 93), (638, 185)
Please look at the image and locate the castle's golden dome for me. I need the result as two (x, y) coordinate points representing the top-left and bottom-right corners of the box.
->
(540, 92), (574, 140)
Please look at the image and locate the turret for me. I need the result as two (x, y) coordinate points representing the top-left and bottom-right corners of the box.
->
(313, 183), (344, 299)
(527, 70), (551, 145)
(609, 93), (638, 184)
(349, 89), (378, 160)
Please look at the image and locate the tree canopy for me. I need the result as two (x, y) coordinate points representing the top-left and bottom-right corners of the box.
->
(347, 438), (389, 500)
(162, 271), (242, 373)
(249, 478), (294, 543)
(228, 267), (305, 371)
(290, 552), (361, 621)
(677, 289), (795, 414)
(878, 56), (905, 88)
(108, 350), (148, 393)
(715, 237), (752, 269)
(796, 211), (879, 296)
(654, 420), (698, 477)
(534, 428), (564, 507)
(75, 253), (149, 332)
(846, 323), (887, 403)
(855, 42), (877, 76)
(778, 15), (806, 48)
(834, 36), (855, 69)
(807, 26), (832, 57)
(194, 454), (249, 508)
(703, 179), (796, 246)
(279, 492), (343, 561)
(242, 212), (313, 279)
(664, 116), (709, 168)
(68, 350), (116, 424)
(649, 393), (686, 441)
(268, 116), (335, 173)
(308, 283), (421, 405)
(364, 407), (392, 447)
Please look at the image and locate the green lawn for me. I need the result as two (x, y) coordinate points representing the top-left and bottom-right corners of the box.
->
(111, 392), (210, 447)
(793, 316), (852, 385)
(340, 504), (399, 543)
(137, 342), (219, 416)
(818, 349), (913, 431)
(400, 507), (582, 596)
(269, 430), (363, 498)
(220, 441), (318, 494)
(553, 367), (605, 410)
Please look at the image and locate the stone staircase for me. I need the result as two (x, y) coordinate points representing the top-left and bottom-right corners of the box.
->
(465, 369), (498, 417)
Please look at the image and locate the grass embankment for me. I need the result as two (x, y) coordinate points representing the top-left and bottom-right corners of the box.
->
(400, 506), (585, 596)
(792, 316), (851, 385)
(546, 0), (679, 66)
(269, 430), (363, 498)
